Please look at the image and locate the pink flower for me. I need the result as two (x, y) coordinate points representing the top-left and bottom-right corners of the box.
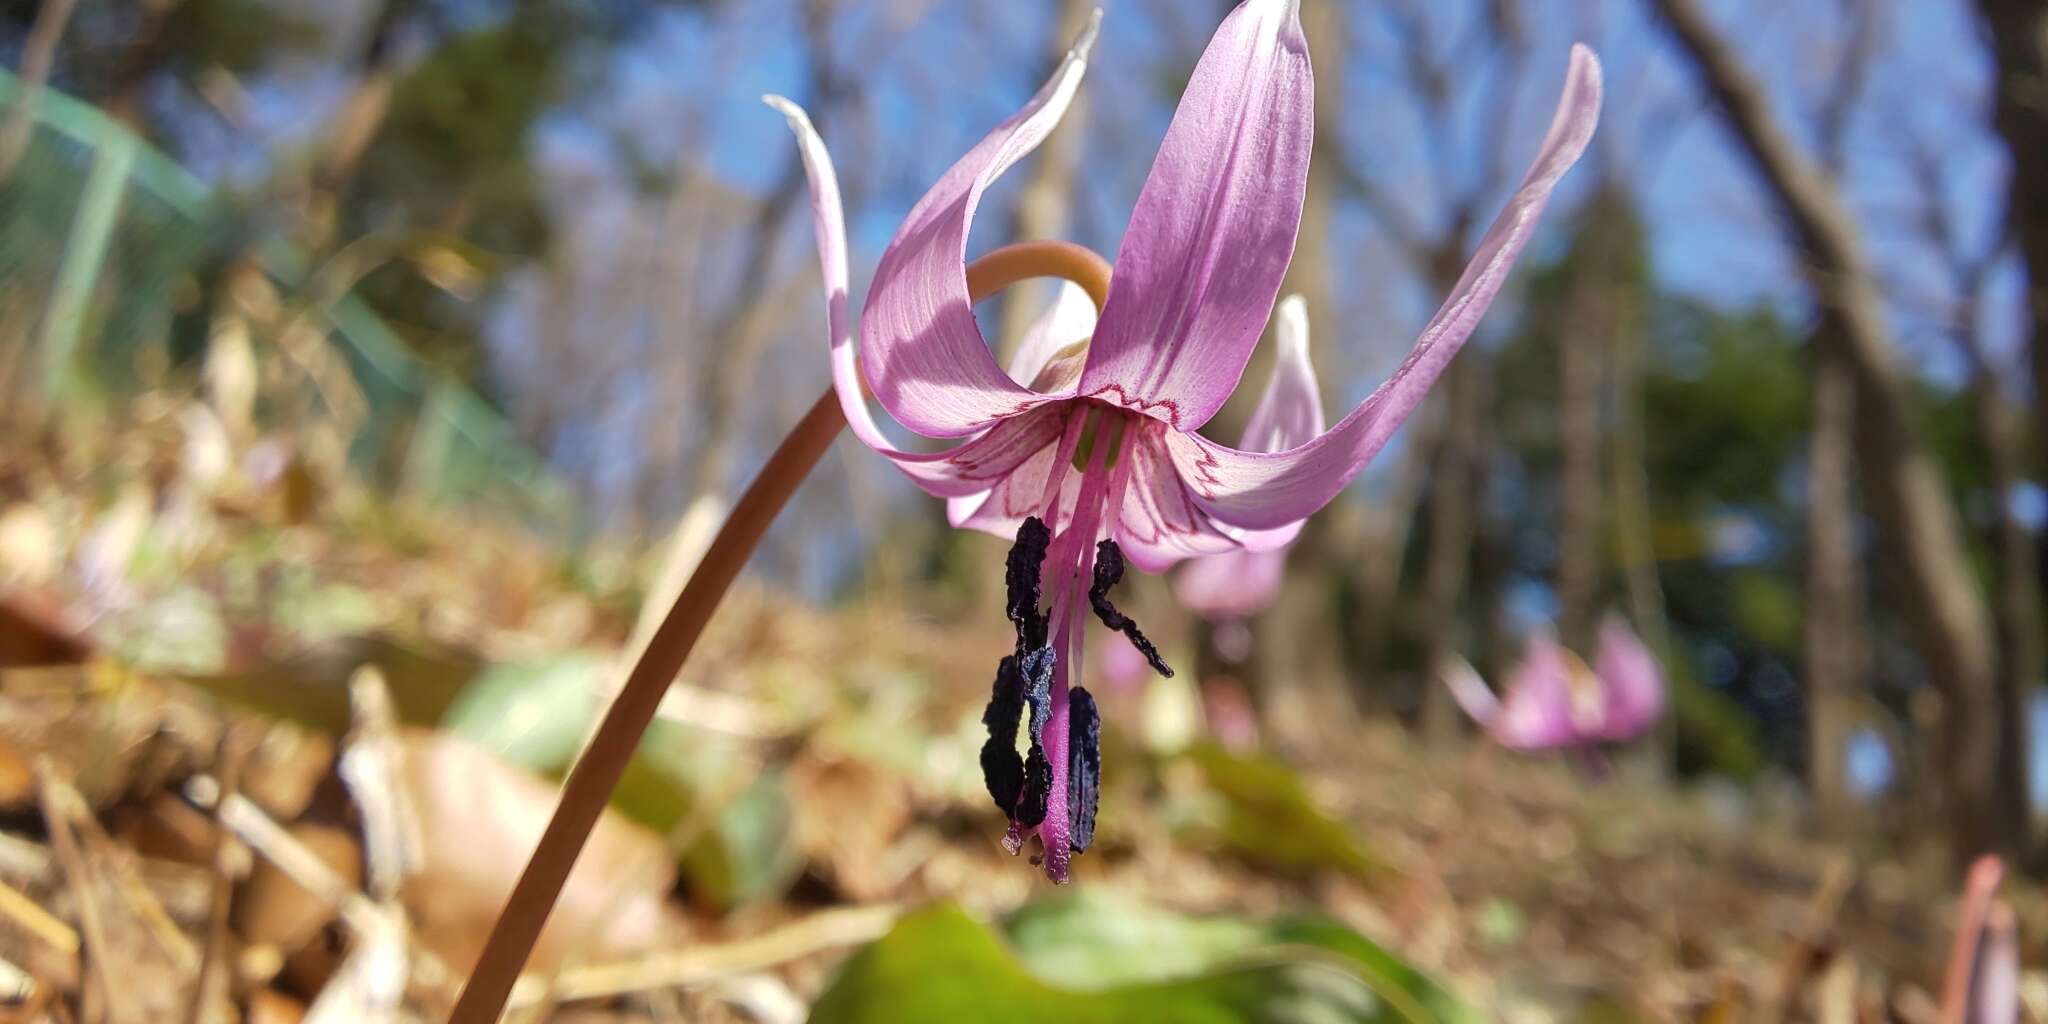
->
(1443, 617), (1664, 750)
(1942, 856), (2020, 1024)
(772, 2), (1601, 881)
(1173, 297), (1322, 625)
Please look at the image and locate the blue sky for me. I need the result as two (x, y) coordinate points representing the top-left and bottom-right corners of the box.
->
(164, 0), (2031, 585)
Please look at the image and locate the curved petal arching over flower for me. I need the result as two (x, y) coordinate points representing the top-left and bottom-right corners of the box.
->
(856, 13), (1102, 438)
(769, 97), (1078, 500)
(1078, 0), (1314, 431)
(1168, 45), (1604, 533)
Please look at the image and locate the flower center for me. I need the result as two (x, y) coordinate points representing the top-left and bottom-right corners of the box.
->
(978, 402), (1172, 883)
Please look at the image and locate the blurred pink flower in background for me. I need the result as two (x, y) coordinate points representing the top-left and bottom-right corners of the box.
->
(1093, 624), (1154, 696)
(1441, 616), (1665, 751)
(1941, 856), (2020, 1024)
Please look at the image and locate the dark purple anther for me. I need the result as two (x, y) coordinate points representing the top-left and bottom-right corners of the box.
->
(1090, 539), (1172, 677)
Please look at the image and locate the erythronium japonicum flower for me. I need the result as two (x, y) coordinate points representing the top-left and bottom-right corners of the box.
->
(1441, 617), (1665, 752)
(771, 1), (1602, 882)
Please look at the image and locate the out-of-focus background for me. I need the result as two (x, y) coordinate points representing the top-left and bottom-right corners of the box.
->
(0, 0), (2040, 1020)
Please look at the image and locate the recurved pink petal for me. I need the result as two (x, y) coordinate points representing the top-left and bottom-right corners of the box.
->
(858, 15), (1100, 438)
(1942, 856), (2020, 1024)
(1969, 902), (2021, 1024)
(1076, 0), (1314, 431)
(1165, 46), (1603, 530)
(1173, 547), (1285, 621)
(1005, 280), (1097, 392)
(1170, 296), (1324, 617)
(1592, 616), (1664, 742)
(1488, 634), (1587, 750)
(771, 97), (1072, 499)
(1240, 295), (1326, 453)
(1440, 656), (1503, 731)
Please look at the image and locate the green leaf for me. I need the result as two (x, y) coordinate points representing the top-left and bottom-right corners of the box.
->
(1172, 742), (1388, 881)
(441, 651), (606, 769)
(444, 658), (801, 905)
(1004, 888), (1266, 988)
(810, 900), (1478, 1024)
(671, 766), (803, 908)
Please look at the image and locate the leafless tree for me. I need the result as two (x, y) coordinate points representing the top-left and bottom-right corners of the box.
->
(1650, 0), (2017, 861)
(1973, 0), (2048, 454)
(1801, 0), (1881, 837)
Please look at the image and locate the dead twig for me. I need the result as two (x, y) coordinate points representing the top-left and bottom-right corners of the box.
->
(182, 774), (461, 999)
(47, 777), (197, 974)
(35, 762), (113, 1024)
(181, 776), (382, 937)
(339, 667), (422, 901)
(504, 904), (900, 1010)
(180, 729), (249, 1024)
(0, 876), (76, 959)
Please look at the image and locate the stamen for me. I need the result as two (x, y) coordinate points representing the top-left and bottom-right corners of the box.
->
(1066, 687), (1101, 854)
(1005, 517), (1052, 651)
(983, 518), (1061, 830)
(979, 656), (1026, 814)
(1089, 539), (1173, 677)
(1014, 647), (1056, 828)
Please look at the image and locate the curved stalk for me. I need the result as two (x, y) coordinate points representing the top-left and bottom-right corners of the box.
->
(451, 240), (1111, 1022)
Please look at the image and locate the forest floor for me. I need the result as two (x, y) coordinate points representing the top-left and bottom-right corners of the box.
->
(0, 412), (2029, 1023)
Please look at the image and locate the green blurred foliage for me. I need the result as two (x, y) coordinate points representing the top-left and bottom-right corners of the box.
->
(810, 899), (1482, 1024)
(0, 0), (325, 128)
(1170, 742), (1387, 881)
(441, 651), (801, 907)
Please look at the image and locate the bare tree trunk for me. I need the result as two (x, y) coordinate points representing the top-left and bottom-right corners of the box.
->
(1804, 338), (1865, 836)
(1555, 234), (1607, 654)
(688, 0), (843, 504)
(1960, 316), (2040, 863)
(1578, 187), (1675, 770)
(994, 0), (1095, 356)
(0, 0), (78, 180)
(1969, 0), (2048, 864)
(1260, 0), (1363, 751)
(1417, 356), (1486, 744)
(1974, 0), (2048, 451)
(1353, 1), (1528, 727)
(1653, 0), (2013, 861)
(1975, 370), (2038, 852)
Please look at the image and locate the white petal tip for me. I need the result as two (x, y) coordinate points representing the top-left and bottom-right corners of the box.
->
(1276, 295), (1310, 357)
(762, 94), (805, 123)
(1069, 9), (1104, 63)
(1567, 43), (1604, 99)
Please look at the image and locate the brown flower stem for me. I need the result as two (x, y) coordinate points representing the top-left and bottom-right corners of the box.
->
(451, 239), (1110, 1023)
(963, 239), (1111, 308)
